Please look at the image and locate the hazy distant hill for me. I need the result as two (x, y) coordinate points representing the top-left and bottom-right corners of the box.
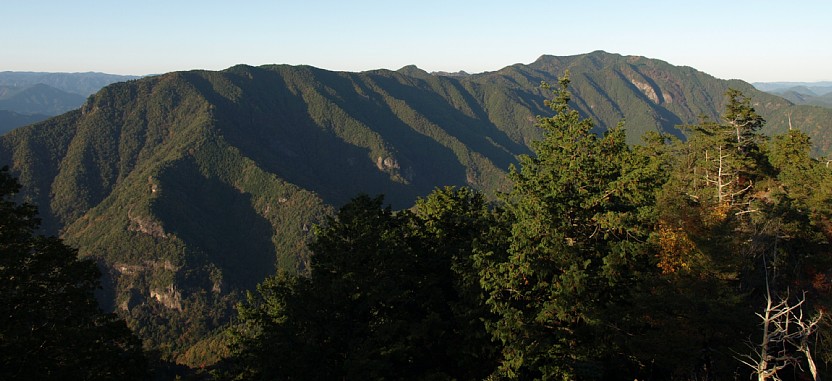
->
(754, 81), (832, 108)
(1, 51), (830, 360)
(0, 71), (140, 96)
(0, 72), (140, 134)
(0, 84), (86, 116)
(0, 110), (49, 135)
(753, 81), (832, 95)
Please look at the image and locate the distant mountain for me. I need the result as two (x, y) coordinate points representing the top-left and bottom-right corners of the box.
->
(0, 72), (139, 133)
(432, 70), (471, 78)
(0, 110), (49, 135)
(1, 51), (830, 362)
(753, 81), (832, 95)
(754, 81), (832, 108)
(0, 84), (86, 116)
(777, 90), (832, 108)
(0, 71), (140, 96)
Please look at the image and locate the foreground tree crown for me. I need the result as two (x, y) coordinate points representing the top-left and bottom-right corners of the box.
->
(0, 166), (147, 380)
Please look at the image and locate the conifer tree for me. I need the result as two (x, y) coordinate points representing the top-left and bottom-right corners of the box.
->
(477, 74), (661, 379)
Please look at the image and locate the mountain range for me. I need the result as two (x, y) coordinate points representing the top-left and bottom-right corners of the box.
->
(0, 72), (140, 134)
(0, 83), (85, 115)
(0, 71), (141, 97)
(1, 50), (830, 362)
(754, 81), (832, 108)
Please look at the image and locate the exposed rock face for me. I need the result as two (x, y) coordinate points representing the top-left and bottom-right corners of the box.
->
(127, 208), (167, 238)
(113, 260), (182, 311)
(376, 156), (400, 171)
(630, 78), (660, 103)
(150, 285), (182, 311)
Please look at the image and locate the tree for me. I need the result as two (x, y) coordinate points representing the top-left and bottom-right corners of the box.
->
(0, 166), (147, 380)
(739, 289), (822, 381)
(411, 186), (503, 380)
(231, 191), (500, 380)
(766, 128), (832, 369)
(642, 89), (832, 379)
(477, 74), (663, 379)
(663, 89), (766, 220)
(639, 90), (772, 378)
(724, 88), (765, 152)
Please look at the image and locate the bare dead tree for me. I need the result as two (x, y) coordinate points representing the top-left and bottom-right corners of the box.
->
(738, 290), (823, 381)
(791, 302), (823, 381)
(702, 145), (754, 210)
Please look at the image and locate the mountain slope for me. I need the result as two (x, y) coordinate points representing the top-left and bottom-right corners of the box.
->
(1, 51), (830, 361)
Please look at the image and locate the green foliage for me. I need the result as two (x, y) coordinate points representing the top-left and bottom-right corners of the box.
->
(642, 89), (832, 379)
(0, 166), (147, 380)
(768, 129), (832, 214)
(230, 190), (500, 380)
(477, 74), (663, 379)
(472, 83), (832, 380)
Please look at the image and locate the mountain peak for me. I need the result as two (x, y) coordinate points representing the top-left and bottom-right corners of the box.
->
(432, 70), (470, 78)
(397, 65), (431, 78)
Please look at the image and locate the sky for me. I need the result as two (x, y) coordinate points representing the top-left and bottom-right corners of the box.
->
(3, 0), (830, 83)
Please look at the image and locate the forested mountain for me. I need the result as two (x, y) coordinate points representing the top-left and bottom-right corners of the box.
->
(1, 51), (830, 371)
(230, 80), (832, 380)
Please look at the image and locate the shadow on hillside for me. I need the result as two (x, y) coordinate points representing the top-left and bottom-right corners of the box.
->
(153, 157), (276, 291)
(183, 67), (470, 209)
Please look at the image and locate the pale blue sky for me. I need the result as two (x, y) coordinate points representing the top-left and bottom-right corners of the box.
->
(3, 0), (830, 82)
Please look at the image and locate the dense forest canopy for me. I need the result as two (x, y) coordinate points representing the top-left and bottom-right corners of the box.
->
(227, 77), (832, 380)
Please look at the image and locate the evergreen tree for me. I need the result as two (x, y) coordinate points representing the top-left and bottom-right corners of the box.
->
(411, 186), (503, 380)
(0, 166), (147, 380)
(477, 74), (662, 379)
(232, 191), (499, 380)
(765, 128), (832, 368)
